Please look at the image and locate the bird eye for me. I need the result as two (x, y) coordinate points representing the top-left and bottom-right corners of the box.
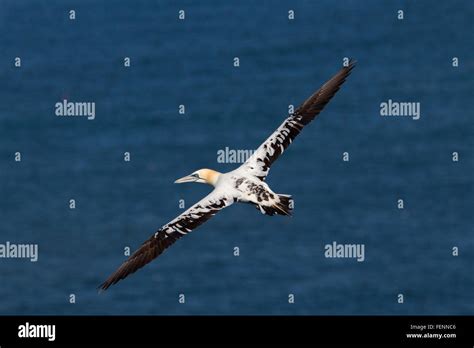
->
(192, 173), (199, 178)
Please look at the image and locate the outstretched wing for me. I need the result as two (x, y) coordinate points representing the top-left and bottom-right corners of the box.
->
(99, 190), (235, 291)
(242, 60), (355, 180)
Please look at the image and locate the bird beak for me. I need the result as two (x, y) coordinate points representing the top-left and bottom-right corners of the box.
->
(174, 175), (198, 184)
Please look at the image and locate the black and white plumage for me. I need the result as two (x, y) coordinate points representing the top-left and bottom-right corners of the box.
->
(243, 60), (356, 180)
(99, 190), (235, 290)
(99, 60), (355, 291)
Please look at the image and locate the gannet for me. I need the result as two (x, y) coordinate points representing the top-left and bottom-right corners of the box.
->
(99, 60), (355, 291)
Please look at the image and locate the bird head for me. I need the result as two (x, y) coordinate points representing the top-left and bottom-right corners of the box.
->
(174, 169), (221, 187)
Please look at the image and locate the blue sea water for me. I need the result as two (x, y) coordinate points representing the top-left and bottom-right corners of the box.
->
(0, 0), (472, 315)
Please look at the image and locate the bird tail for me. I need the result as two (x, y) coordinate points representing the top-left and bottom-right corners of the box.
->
(257, 194), (293, 216)
(275, 194), (293, 216)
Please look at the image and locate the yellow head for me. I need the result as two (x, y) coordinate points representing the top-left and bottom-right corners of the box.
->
(174, 168), (221, 187)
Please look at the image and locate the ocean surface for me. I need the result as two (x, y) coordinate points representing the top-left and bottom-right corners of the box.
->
(0, 0), (472, 315)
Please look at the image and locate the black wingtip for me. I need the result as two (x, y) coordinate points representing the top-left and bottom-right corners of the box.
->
(97, 282), (109, 294)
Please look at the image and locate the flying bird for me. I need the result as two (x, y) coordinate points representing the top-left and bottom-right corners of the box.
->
(99, 60), (355, 291)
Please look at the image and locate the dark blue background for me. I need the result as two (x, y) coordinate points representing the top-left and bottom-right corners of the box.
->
(0, 0), (472, 314)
